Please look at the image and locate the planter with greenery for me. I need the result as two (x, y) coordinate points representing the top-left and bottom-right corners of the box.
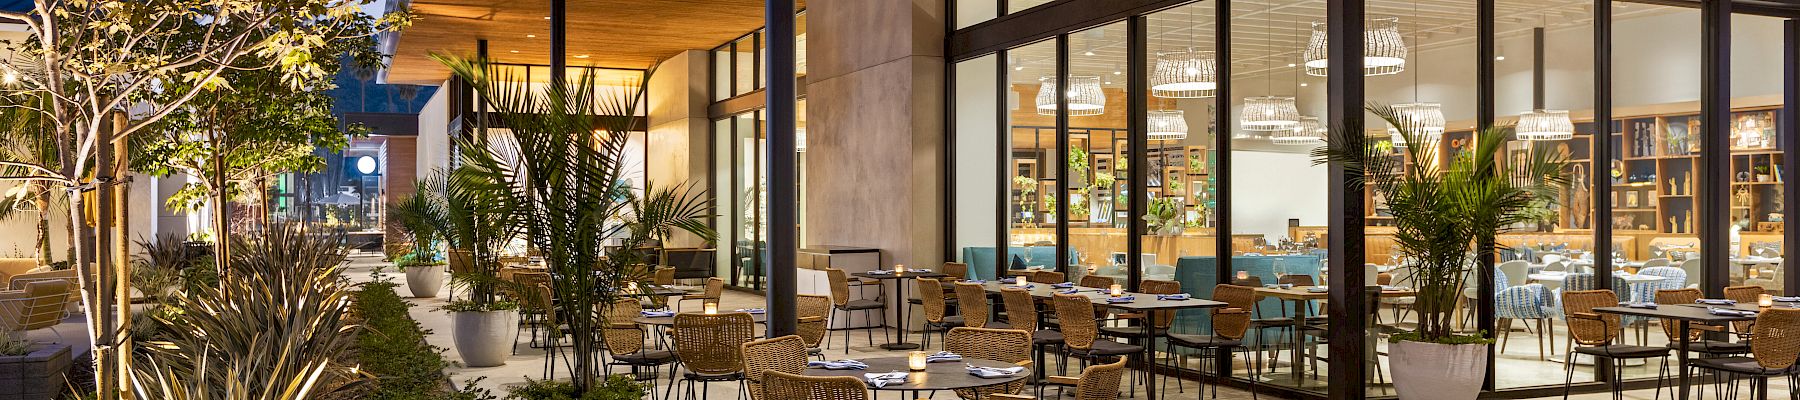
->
(1313, 104), (1566, 400)
(505, 376), (644, 400)
(437, 55), (715, 394)
(352, 281), (465, 399)
(0, 333), (71, 400)
(388, 185), (449, 298)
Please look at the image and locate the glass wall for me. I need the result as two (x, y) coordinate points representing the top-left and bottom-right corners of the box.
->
(1006, 40), (1059, 275)
(1065, 22), (1129, 288)
(706, 11), (809, 290)
(953, 54), (1002, 270)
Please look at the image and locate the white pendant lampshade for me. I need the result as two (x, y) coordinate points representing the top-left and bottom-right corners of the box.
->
(1272, 116), (1326, 145)
(1387, 102), (1445, 147)
(1151, 48), (1217, 98)
(1241, 96), (1300, 132)
(1303, 17), (1408, 77)
(1036, 76), (1106, 116)
(1516, 109), (1574, 141)
(1147, 110), (1189, 140)
(795, 127), (807, 152)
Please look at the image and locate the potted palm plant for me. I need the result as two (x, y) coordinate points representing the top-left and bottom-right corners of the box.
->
(430, 165), (522, 368)
(387, 183), (447, 298)
(1313, 104), (1566, 400)
(435, 55), (715, 393)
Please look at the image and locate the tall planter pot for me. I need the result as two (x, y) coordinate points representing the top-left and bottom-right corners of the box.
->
(0, 343), (71, 400)
(403, 263), (446, 298)
(451, 309), (518, 367)
(1390, 340), (1486, 400)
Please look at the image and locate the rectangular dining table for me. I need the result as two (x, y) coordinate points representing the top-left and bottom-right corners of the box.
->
(1593, 303), (1761, 400)
(976, 280), (1226, 400)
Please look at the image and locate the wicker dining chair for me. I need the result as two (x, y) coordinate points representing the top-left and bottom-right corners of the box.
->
(677, 277), (724, 313)
(1078, 275), (1115, 289)
(1654, 288), (1747, 355)
(1723, 285), (1766, 337)
(671, 312), (755, 400)
(825, 268), (888, 353)
(760, 370), (869, 400)
(1001, 287), (1063, 382)
(944, 327), (1034, 399)
(943, 262), (970, 281)
(1560, 290), (1672, 399)
(1052, 293), (1145, 397)
(993, 358), (1129, 400)
(955, 281), (1008, 329)
(1685, 307), (1800, 399)
(1031, 270), (1067, 284)
(795, 294), (832, 359)
(1101, 279), (1178, 341)
(1165, 284), (1259, 398)
(916, 278), (961, 348)
(741, 335), (809, 400)
(654, 267), (677, 285)
(511, 272), (560, 356)
(603, 298), (677, 397)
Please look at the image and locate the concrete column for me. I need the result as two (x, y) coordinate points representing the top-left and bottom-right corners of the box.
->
(647, 50), (714, 248)
(803, 0), (946, 270)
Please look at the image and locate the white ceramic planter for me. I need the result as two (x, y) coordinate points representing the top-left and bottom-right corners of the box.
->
(452, 309), (519, 367)
(1391, 340), (1486, 400)
(403, 263), (446, 298)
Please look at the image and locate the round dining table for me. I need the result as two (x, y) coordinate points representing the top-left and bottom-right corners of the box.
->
(803, 356), (1029, 397)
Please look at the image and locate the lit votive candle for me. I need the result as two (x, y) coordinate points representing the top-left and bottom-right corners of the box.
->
(1109, 284), (1124, 297)
(704, 302), (719, 315)
(1236, 271), (1249, 281)
(626, 282), (639, 294)
(1760, 294), (1774, 308)
(908, 351), (929, 371)
(1014, 276), (1027, 286)
(895, 264), (907, 273)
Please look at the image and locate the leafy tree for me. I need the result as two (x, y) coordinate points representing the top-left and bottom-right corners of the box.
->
(0, 1), (408, 396)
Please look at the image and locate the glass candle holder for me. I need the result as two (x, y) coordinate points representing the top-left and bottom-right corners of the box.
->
(1760, 294), (1774, 308)
(908, 351), (929, 371)
(1014, 276), (1027, 286)
(895, 264), (907, 273)
(1236, 271), (1249, 281)
(1109, 284), (1124, 297)
(704, 302), (719, 315)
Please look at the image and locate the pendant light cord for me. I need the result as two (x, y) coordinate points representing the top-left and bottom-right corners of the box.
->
(1411, 0), (1421, 103)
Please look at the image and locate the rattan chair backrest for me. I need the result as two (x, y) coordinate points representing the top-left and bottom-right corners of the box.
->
(1725, 285), (1767, 333)
(796, 294), (832, 348)
(654, 267), (676, 285)
(1076, 358), (1130, 400)
(602, 298), (645, 355)
(945, 327), (1031, 398)
(1079, 275), (1115, 289)
(1279, 274), (1316, 287)
(703, 277), (725, 298)
(826, 268), (853, 307)
(954, 281), (992, 328)
(1052, 293), (1098, 350)
(742, 335), (810, 400)
(1140, 280), (1182, 329)
(999, 288), (1038, 332)
(1562, 289), (1620, 346)
(943, 262), (969, 280)
(1750, 308), (1800, 370)
(917, 278), (949, 323)
(672, 312), (755, 375)
(1031, 271), (1066, 284)
(762, 370), (869, 400)
(1654, 288), (1705, 341)
(1211, 284), (1255, 340)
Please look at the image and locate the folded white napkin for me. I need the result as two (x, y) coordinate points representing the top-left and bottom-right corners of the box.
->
(967, 366), (1026, 378)
(640, 310), (674, 317)
(1008, 284), (1035, 289)
(1696, 299), (1737, 305)
(1156, 293), (1191, 300)
(1708, 307), (1757, 317)
(964, 279), (985, 284)
(734, 308), (766, 314)
(864, 372), (907, 388)
(1106, 295), (1136, 303)
(926, 351), (962, 363)
(866, 270), (894, 275)
(1305, 287), (1328, 293)
(1619, 302), (1658, 309)
(808, 360), (868, 370)
(1774, 296), (1800, 302)
(1051, 282), (1075, 288)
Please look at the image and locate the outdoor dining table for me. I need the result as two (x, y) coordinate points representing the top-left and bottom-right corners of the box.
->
(852, 270), (948, 350)
(1253, 285), (1416, 382)
(802, 356), (1030, 397)
(975, 280), (1227, 400)
(1593, 303), (1763, 400)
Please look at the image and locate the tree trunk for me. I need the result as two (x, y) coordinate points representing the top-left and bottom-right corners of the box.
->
(35, 186), (50, 267)
(210, 134), (230, 275)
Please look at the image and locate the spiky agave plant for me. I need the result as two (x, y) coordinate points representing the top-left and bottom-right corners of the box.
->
(435, 54), (714, 392)
(131, 223), (361, 399)
(1311, 104), (1567, 343)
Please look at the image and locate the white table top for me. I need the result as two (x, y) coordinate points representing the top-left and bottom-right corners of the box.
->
(1729, 257), (1783, 265)
(1528, 271), (1666, 283)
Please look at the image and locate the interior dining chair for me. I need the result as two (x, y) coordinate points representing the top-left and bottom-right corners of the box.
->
(760, 370), (868, 400)
(1052, 293), (1145, 398)
(993, 358), (1128, 400)
(1166, 284), (1259, 399)
(825, 268), (888, 352)
(676, 277), (724, 313)
(1559, 290), (1672, 400)
(602, 298), (677, 398)
(944, 327), (1034, 399)
(1654, 288), (1747, 356)
(1685, 307), (1800, 399)
(741, 335), (809, 400)
(954, 281), (1008, 329)
(671, 312), (755, 400)
(1031, 270), (1067, 285)
(1495, 273), (1554, 361)
(1677, 259), (1703, 289)
(795, 294), (832, 359)
(1001, 287), (1062, 383)
(943, 261), (969, 281)
(917, 278), (961, 349)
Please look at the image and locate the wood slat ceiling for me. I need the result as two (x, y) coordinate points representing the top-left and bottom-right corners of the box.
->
(386, 0), (800, 85)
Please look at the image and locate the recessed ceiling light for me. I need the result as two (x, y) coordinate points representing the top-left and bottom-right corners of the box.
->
(527, 34), (537, 38)
(1083, 51), (1095, 56)
(1287, 63), (1297, 67)
(575, 54), (590, 59)
(1300, 83), (1309, 87)
(544, 16), (551, 19)
(1495, 56), (1506, 61)
(1014, 66), (1024, 71)
(509, 50), (519, 53)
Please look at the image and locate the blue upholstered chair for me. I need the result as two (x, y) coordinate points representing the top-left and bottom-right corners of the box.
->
(1493, 271), (1554, 360)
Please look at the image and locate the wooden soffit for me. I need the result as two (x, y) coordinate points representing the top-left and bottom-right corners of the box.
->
(386, 0), (801, 85)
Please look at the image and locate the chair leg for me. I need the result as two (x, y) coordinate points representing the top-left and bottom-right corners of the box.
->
(1562, 348), (1577, 400)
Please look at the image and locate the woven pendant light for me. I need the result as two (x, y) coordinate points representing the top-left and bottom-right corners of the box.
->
(1036, 76), (1106, 116)
(1302, 17), (1408, 77)
(1272, 116), (1325, 145)
(1517, 109), (1574, 141)
(1147, 110), (1189, 140)
(1151, 48), (1217, 98)
(1242, 96), (1300, 132)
